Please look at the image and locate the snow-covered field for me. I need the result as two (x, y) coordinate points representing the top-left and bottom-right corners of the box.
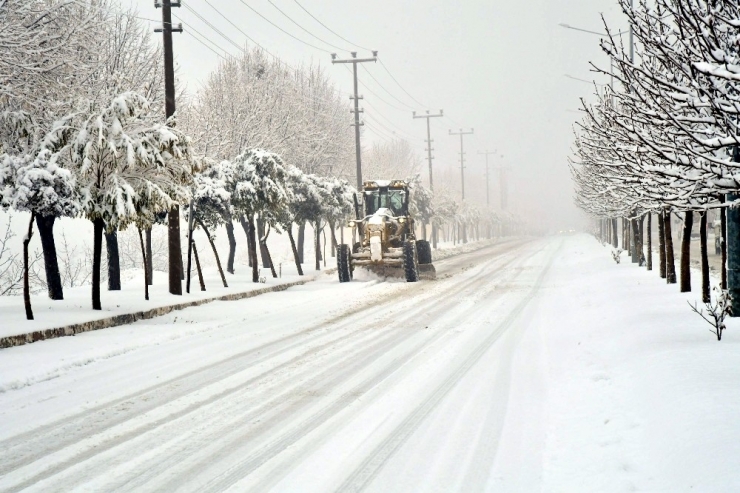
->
(1, 234), (738, 492)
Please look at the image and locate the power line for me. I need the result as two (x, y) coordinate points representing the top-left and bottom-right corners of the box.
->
(377, 57), (428, 109)
(177, 6), (243, 52)
(364, 113), (412, 141)
(201, 0), (279, 60)
(363, 121), (394, 142)
(176, 7), (355, 114)
(341, 65), (407, 112)
(363, 99), (417, 139)
(236, 0), (333, 54)
(265, 0), (349, 52)
(181, 23), (227, 60)
(173, 24), (355, 121)
(291, 0), (372, 51)
(360, 65), (415, 110)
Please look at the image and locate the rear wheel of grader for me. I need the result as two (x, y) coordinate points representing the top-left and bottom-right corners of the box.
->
(403, 240), (419, 282)
(416, 240), (432, 265)
(338, 244), (352, 282)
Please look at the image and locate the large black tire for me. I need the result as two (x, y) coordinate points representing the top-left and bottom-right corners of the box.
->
(417, 240), (432, 265)
(403, 240), (419, 282)
(338, 244), (352, 282)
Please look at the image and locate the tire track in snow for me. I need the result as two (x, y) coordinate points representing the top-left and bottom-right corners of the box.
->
(336, 240), (561, 493)
(184, 245), (546, 493)
(0, 241), (523, 476)
(107, 243), (535, 493)
(0, 240), (532, 492)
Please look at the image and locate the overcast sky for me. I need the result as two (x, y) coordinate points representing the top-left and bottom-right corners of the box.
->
(123, 0), (626, 231)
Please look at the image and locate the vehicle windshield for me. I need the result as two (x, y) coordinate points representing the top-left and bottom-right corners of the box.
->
(365, 188), (406, 216)
(388, 190), (405, 216)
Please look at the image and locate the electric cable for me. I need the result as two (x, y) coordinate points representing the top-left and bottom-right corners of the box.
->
(291, 0), (372, 51)
(265, 0), (350, 52)
(236, 0), (333, 54)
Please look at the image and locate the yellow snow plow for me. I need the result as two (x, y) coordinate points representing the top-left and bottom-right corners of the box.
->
(337, 180), (435, 282)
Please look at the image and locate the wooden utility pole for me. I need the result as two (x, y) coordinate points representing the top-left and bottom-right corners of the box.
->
(478, 150), (497, 207)
(412, 110), (444, 190)
(332, 51), (377, 190)
(155, 0), (183, 295)
(449, 128), (474, 200)
(413, 110), (443, 248)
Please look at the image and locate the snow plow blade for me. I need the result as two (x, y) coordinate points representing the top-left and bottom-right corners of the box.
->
(359, 263), (436, 281)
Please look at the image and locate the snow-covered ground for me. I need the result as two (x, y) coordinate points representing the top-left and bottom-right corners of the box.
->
(1, 234), (738, 492)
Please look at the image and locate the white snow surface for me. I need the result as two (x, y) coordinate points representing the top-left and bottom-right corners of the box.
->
(1, 234), (739, 492)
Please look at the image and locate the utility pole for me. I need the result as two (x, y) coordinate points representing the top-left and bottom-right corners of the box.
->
(449, 128), (474, 200)
(449, 128), (474, 243)
(155, 0), (183, 295)
(332, 51), (377, 190)
(478, 150), (497, 207)
(413, 110), (444, 190)
(413, 110), (443, 248)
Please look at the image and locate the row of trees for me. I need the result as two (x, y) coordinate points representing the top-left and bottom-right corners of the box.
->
(571, 0), (740, 305)
(0, 1), (359, 319)
(1, 1), (518, 323)
(189, 150), (354, 286)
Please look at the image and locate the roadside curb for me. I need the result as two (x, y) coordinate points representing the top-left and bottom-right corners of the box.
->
(0, 280), (309, 349)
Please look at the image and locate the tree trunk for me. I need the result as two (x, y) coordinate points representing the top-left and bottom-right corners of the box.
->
(315, 221), (321, 271)
(257, 216), (270, 269)
(199, 220), (228, 288)
(92, 217), (104, 310)
(137, 227), (149, 301)
(225, 220), (236, 274)
(639, 215), (645, 266)
(35, 214), (63, 300)
(246, 214), (259, 282)
(631, 217), (641, 265)
(721, 200), (728, 290)
(146, 227), (153, 285)
(330, 220), (337, 257)
(645, 214), (652, 270)
(239, 216), (253, 268)
(664, 211), (677, 284)
(612, 218), (618, 248)
(323, 229), (327, 267)
(260, 223), (277, 278)
(287, 225), (304, 276)
(658, 212), (666, 278)
(297, 221), (306, 264)
(700, 212), (710, 303)
(23, 213), (35, 320)
(168, 205), (183, 294)
(680, 211), (693, 292)
(620, 218), (624, 250)
(105, 229), (121, 291)
(192, 241), (205, 291)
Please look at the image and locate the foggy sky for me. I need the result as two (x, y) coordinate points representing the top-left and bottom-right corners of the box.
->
(123, 0), (626, 231)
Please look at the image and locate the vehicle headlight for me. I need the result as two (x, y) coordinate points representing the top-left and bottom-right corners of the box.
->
(398, 217), (406, 223)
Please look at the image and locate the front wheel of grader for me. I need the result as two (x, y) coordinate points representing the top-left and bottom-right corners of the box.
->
(403, 240), (419, 282)
(416, 240), (432, 264)
(337, 244), (352, 282)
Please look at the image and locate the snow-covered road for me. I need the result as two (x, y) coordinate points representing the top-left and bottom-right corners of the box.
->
(0, 237), (559, 492)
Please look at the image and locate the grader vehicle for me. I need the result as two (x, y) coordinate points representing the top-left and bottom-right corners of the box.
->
(337, 180), (435, 282)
